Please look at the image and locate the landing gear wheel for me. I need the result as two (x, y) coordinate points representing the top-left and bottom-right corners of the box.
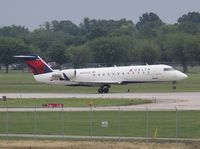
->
(172, 86), (176, 90)
(98, 88), (103, 93)
(98, 85), (110, 94)
(103, 87), (109, 93)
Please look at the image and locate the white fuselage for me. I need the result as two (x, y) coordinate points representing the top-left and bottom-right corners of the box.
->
(33, 64), (187, 86)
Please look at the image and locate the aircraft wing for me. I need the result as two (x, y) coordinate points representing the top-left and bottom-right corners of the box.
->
(72, 80), (123, 86)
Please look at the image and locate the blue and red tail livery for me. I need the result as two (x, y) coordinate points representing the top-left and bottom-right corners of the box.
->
(14, 55), (53, 75)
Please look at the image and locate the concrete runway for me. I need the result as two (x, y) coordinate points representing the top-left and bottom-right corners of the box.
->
(0, 92), (200, 100)
(0, 92), (200, 111)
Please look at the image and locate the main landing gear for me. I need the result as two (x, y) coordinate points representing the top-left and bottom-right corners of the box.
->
(98, 85), (110, 94)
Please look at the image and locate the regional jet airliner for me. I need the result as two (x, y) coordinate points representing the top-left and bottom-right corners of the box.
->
(14, 55), (187, 93)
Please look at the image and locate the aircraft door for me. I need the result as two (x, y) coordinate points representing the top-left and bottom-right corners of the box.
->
(113, 67), (120, 83)
(150, 67), (162, 80)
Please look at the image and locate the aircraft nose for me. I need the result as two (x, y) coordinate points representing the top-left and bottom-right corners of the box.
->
(176, 71), (188, 80)
(182, 73), (188, 79)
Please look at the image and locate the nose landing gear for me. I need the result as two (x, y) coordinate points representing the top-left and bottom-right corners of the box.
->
(98, 85), (110, 94)
(172, 81), (176, 90)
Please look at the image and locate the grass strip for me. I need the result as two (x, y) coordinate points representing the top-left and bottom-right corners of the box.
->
(0, 111), (200, 138)
(0, 98), (152, 107)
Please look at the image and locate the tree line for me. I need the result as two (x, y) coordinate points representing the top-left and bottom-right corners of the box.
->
(0, 12), (200, 73)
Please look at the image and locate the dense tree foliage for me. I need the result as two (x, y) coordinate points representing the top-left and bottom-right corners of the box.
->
(178, 12), (200, 24)
(134, 39), (161, 64)
(67, 45), (92, 68)
(0, 11), (200, 72)
(89, 36), (132, 66)
(177, 12), (200, 35)
(136, 12), (164, 37)
(80, 18), (134, 39)
(47, 41), (67, 67)
(0, 37), (30, 73)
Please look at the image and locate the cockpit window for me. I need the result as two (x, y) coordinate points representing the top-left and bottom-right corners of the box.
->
(164, 68), (174, 71)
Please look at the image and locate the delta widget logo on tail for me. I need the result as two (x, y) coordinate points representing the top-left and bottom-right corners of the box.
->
(14, 55), (53, 75)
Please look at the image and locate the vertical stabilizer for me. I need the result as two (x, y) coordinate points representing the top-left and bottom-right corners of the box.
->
(14, 55), (54, 75)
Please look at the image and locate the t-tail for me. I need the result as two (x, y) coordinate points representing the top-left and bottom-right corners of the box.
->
(14, 55), (55, 83)
(14, 55), (53, 75)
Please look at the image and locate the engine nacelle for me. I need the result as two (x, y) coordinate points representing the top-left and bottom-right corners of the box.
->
(64, 69), (76, 80)
(51, 73), (62, 81)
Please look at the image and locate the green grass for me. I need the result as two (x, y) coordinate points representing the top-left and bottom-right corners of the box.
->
(0, 72), (199, 93)
(0, 111), (200, 138)
(0, 70), (198, 139)
(0, 98), (152, 107)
